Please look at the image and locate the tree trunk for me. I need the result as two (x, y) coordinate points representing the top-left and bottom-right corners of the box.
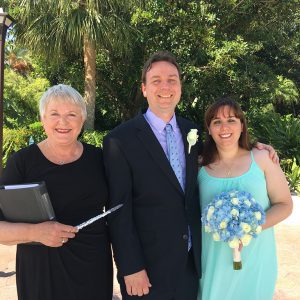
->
(83, 35), (96, 130)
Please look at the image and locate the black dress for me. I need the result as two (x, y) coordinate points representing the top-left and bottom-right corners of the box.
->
(0, 143), (113, 300)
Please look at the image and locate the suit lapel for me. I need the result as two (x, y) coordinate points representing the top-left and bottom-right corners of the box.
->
(134, 115), (184, 195)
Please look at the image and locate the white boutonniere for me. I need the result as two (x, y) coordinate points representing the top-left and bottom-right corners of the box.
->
(187, 129), (198, 154)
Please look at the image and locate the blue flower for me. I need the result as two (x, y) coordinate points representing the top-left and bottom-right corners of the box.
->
(202, 190), (266, 248)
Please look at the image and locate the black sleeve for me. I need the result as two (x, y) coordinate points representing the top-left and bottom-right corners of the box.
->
(0, 151), (26, 220)
(103, 134), (145, 276)
(0, 151), (25, 185)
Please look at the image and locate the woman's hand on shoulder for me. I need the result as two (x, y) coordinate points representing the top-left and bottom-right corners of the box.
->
(31, 221), (78, 247)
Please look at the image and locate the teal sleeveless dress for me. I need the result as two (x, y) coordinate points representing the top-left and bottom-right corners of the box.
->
(197, 151), (277, 300)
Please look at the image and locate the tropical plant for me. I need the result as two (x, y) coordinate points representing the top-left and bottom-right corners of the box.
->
(131, 1), (300, 117)
(5, 43), (33, 77)
(281, 158), (300, 195)
(80, 130), (108, 147)
(248, 111), (300, 164)
(4, 69), (49, 128)
(3, 127), (32, 165)
(9, 0), (139, 129)
(5, 0), (299, 128)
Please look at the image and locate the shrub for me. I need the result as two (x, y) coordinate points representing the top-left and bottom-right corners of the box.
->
(3, 128), (31, 165)
(248, 111), (300, 164)
(80, 130), (108, 147)
(281, 159), (300, 195)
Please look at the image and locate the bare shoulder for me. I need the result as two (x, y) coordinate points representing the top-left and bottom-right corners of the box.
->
(252, 148), (272, 170)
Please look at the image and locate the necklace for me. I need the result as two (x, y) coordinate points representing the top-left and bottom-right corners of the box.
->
(45, 140), (79, 165)
(221, 161), (234, 178)
(225, 167), (232, 177)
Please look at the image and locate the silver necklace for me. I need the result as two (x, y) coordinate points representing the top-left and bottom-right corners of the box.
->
(220, 161), (234, 177)
(225, 167), (232, 177)
(45, 140), (77, 165)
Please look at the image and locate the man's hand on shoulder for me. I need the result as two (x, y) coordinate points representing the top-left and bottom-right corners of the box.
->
(124, 269), (152, 297)
(255, 142), (279, 165)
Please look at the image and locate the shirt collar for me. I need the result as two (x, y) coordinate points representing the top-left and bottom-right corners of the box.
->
(145, 108), (178, 133)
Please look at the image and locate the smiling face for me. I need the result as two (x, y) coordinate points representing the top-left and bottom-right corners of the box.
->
(41, 98), (85, 146)
(208, 105), (243, 149)
(141, 61), (181, 121)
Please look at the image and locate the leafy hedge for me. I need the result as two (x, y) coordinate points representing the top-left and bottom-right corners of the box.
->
(248, 111), (300, 163)
(248, 111), (300, 193)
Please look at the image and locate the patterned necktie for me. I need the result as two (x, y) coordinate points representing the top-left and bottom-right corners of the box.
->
(165, 124), (184, 190)
(165, 123), (192, 251)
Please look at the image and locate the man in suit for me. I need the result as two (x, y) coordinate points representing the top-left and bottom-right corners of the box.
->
(103, 51), (201, 300)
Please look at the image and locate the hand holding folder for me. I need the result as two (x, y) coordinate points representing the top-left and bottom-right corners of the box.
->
(0, 182), (55, 223)
(0, 181), (123, 230)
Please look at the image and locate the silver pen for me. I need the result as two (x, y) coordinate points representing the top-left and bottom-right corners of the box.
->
(76, 204), (123, 230)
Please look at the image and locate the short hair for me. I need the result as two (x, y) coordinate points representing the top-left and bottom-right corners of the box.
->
(202, 97), (252, 166)
(141, 51), (182, 84)
(39, 84), (87, 120)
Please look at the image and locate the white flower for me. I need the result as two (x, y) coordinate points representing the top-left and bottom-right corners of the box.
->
(216, 200), (223, 207)
(231, 198), (239, 205)
(230, 208), (239, 217)
(187, 129), (198, 154)
(255, 211), (262, 220)
(219, 221), (227, 229)
(229, 191), (237, 197)
(255, 226), (262, 234)
(213, 232), (220, 241)
(244, 200), (251, 207)
(207, 206), (215, 221)
(228, 238), (240, 248)
(240, 222), (251, 233)
(241, 234), (252, 246)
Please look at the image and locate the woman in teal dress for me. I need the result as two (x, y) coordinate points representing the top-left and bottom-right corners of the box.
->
(198, 98), (293, 300)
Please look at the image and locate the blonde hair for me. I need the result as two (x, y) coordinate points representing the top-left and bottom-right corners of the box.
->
(39, 84), (87, 120)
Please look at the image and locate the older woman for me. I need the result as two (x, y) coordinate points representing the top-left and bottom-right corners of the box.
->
(0, 84), (112, 300)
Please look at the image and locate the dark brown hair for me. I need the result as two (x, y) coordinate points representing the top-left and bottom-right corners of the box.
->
(141, 51), (182, 84)
(202, 98), (253, 166)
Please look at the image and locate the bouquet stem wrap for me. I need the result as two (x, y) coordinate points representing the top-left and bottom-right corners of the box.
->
(232, 247), (242, 270)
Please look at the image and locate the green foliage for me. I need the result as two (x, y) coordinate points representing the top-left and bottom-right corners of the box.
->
(4, 69), (49, 128)
(5, 0), (300, 130)
(281, 159), (300, 194)
(273, 76), (300, 116)
(3, 123), (46, 166)
(274, 76), (299, 105)
(8, 0), (140, 129)
(3, 127), (31, 166)
(28, 122), (47, 142)
(129, 0), (300, 127)
(80, 130), (108, 147)
(248, 111), (300, 164)
(10, 0), (136, 59)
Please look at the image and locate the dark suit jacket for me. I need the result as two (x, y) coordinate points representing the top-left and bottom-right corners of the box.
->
(103, 114), (202, 298)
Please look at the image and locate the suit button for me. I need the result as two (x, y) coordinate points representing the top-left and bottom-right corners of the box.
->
(183, 234), (188, 240)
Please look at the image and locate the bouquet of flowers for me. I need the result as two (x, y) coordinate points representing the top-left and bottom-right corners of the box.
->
(202, 190), (266, 270)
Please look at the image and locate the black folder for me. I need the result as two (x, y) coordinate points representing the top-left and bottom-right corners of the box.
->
(0, 182), (55, 223)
